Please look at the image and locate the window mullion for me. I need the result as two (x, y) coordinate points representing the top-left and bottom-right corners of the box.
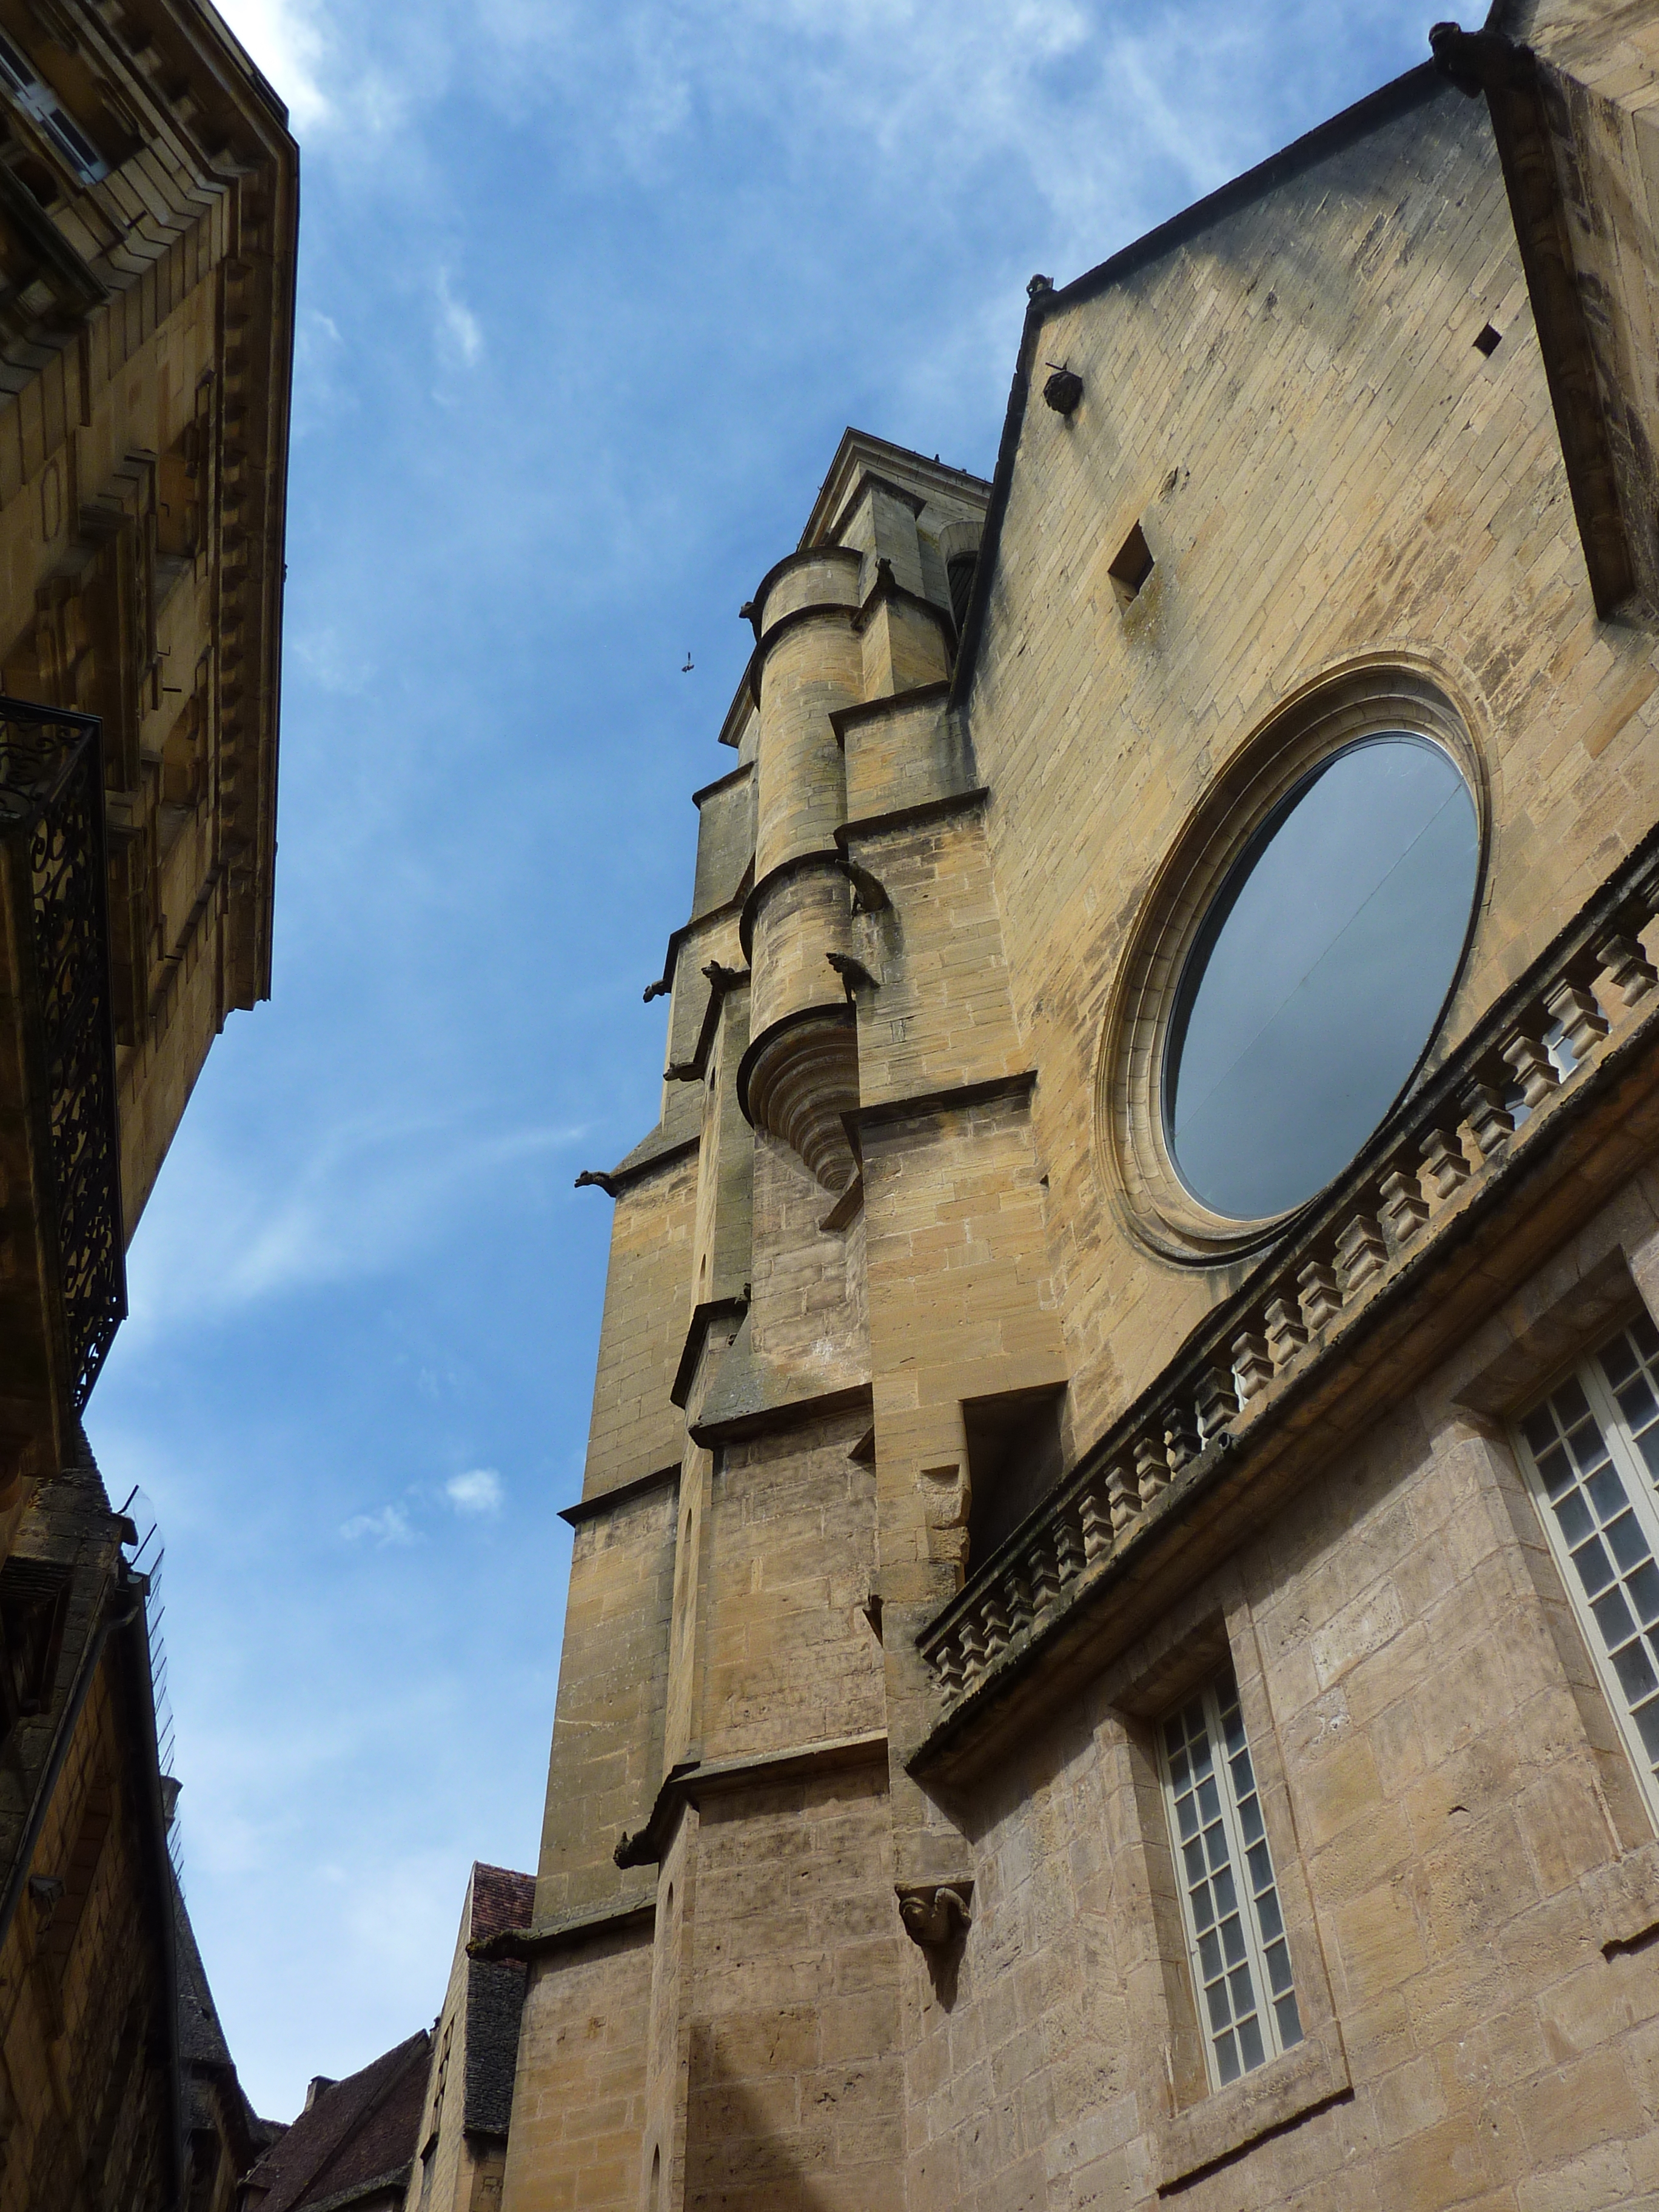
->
(1515, 1347), (1659, 1826)
(1582, 1357), (1659, 1543)
(1158, 1724), (1213, 2085)
(1202, 1681), (1282, 2066)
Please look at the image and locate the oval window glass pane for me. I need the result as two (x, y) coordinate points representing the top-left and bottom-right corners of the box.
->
(1166, 736), (1478, 1220)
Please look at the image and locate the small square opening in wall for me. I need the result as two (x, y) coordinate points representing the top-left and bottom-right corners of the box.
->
(1109, 520), (1155, 605)
(1473, 322), (1503, 357)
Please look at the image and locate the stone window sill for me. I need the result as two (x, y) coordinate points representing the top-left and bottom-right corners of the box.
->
(1581, 1834), (1659, 1953)
(1155, 2024), (1351, 2194)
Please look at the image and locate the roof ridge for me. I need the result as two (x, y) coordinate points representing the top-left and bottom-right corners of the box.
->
(247, 2029), (431, 2212)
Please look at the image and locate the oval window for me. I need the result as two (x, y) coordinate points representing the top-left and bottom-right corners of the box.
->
(1165, 734), (1479, 1221)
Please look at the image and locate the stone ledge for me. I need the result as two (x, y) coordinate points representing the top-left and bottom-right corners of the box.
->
(857, 1067), (1037, 1133)
(558, 1463), (679, 1530)
(614, 1729), (890, 1868)
(1583, 1836), (1659, 1954)
(691, 759), (751, 809)
(670, 1297), (748, 1410)
(642, 880), (750, 1002)
(836, 785), (990, 850)
(828, 678), (950, 741)
(1155, 2025), (1352, 2194)
(468, 1896), (655, 1963)
(574, 1130), (699, 1200)
(686, 1304), (870, 1447)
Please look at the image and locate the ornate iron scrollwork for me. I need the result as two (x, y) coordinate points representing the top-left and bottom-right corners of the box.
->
(0, 697), (126, 1408)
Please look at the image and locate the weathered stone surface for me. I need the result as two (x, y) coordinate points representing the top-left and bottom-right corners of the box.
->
(503, 14), (1659, 2208)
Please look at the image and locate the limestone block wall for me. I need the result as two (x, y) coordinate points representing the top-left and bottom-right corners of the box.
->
(689, 763), (754, 922)
(837, 686), (969, 826)
(965, 75), (1659, 1447)
(1, 1628), (174, 2211)
(692, 1409), (882, 1768)
(579, 1155), (699, 1502)
(751, 550), (862, 879)
(744, 1134), (867, 1385)
(691, 990), (751, 1311)
(500, 1929), (653, 2212)
(899, 1159), (1659, 2210)
(674, 1765), (903, 2212)
(534, 1478), (675, 1924)
(862, 1095), (1065, 1590)
(848, 806), (1030, 1113)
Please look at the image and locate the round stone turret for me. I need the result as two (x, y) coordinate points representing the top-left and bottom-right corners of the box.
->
(738, 546), (864, 1191)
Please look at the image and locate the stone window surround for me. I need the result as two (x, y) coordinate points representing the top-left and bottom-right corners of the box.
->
(1071, 1233), (1659, 2192)
(1094, 655), (1490, 1267)
(1456, 1242), (1659, 1925)
(1156, 1664), (1303, 2092)
(1100, 1225), (1659, 2202)
(1509, 1316), (1659, 1828)
(1104, 1594), (1352, 2196)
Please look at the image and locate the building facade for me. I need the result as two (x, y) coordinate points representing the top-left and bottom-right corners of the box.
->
(404, 1864), (537, 2212)
(0, 0), (297, 2205)
(491, 2), (1659, 2206)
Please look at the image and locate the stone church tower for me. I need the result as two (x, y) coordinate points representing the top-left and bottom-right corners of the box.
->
(486, 3), (1659, 2205)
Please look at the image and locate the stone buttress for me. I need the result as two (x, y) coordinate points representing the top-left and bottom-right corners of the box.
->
(497, 435), (1068, 2212)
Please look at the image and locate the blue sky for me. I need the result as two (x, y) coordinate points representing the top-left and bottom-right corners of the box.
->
(85, 0), (1447, 2121)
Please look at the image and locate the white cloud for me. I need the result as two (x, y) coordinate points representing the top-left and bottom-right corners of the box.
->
(213, 0), (332, 135)
(340, 1504), (415, 1546)
(120, 1115), (586, 1341)
(435, 272), (484, 369)
(467, 0), (1415, 276)
(446, 1468), (504, 1515)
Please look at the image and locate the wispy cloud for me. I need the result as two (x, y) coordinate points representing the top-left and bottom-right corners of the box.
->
(121, 1114), (586, 1339)
(225, 0), (1433, 278)
(446, 1468), (504, 1515)
(435, 271), (484, 368)
(216, 0), (332, 134)
(341, 1504), (415, 1546)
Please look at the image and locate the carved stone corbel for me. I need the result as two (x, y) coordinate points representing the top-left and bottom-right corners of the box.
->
(895, 1880), (973, 1948)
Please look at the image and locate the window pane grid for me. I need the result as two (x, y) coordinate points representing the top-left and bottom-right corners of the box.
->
(1161, 1667), (1302, 2091)
(1516, 1318), (1659, 1805)
(1598, 1313), (1659, 1483)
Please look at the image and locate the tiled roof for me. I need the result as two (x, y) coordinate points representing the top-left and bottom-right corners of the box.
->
(463, 1960), (527, 2139)
(463, 1865), (535, 2139)
(468, 1863), (535, 1946)
(172, 1875), (275, 2171)
(240, 2029), (430, 2212)
(173, 1881), (235, 2075)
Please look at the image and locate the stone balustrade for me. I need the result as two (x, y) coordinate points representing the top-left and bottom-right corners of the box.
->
(918, 835), (1659, 1706)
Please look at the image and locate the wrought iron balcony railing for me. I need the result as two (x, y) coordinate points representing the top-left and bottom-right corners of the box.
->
(0, 697), (126, 1409)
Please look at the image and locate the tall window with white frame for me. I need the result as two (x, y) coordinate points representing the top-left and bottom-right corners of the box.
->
(1159, 1666), (1302, 2091)
(1513, 1311), (1659, 1816)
